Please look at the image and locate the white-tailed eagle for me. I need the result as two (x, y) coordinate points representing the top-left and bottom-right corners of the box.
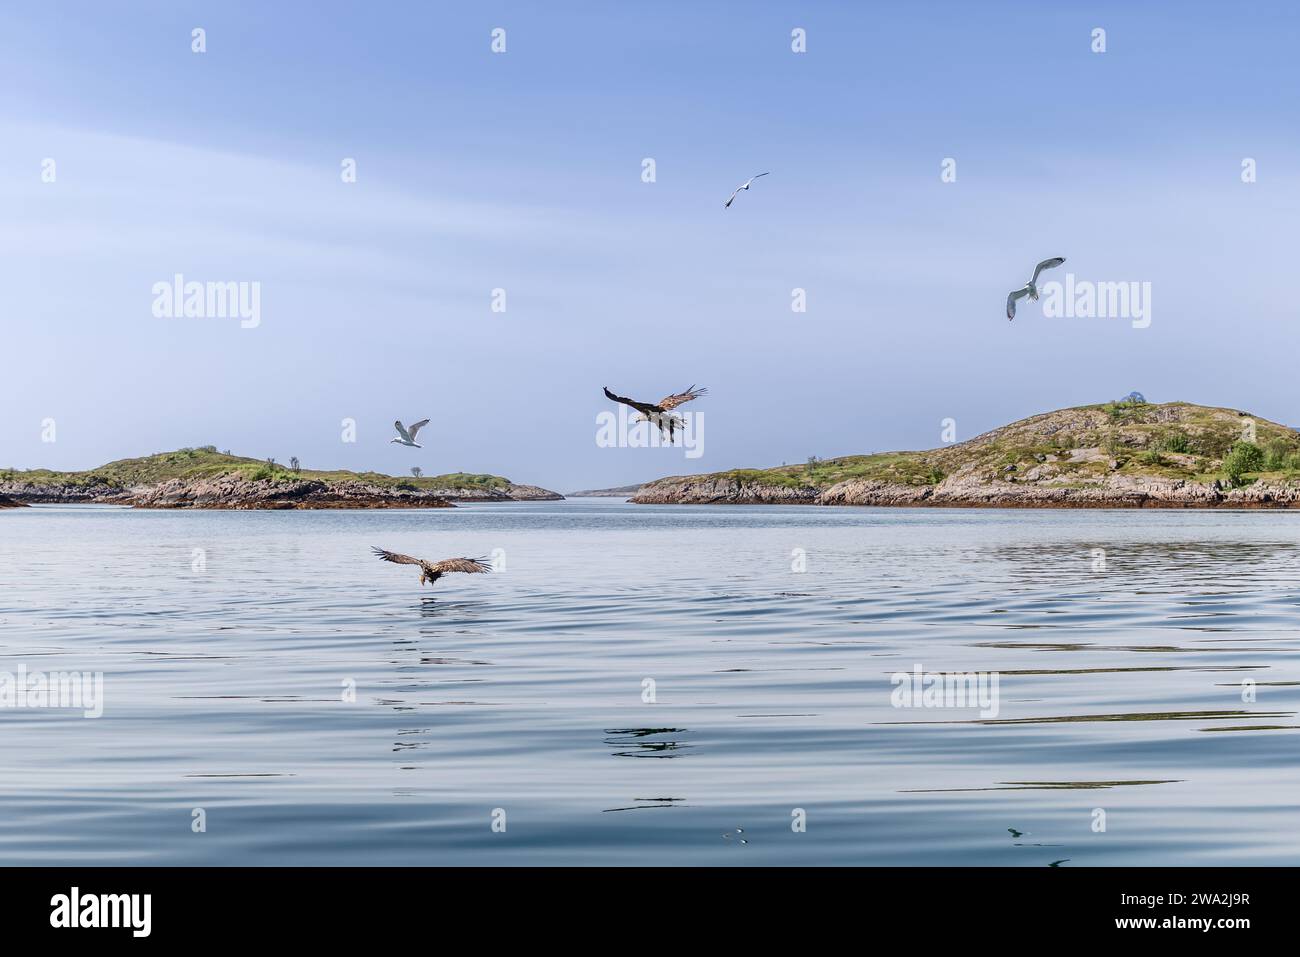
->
(602, 385), (707, 440)
(372, 547), (492, 588)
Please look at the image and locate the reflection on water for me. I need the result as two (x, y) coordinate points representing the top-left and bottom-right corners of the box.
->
(602, 797), (687, 813)
(604, 728), (691, 758)
(3, 500), (1300, 864)
(885, 709), (1292, 725)
(905, 780), (1181, 793)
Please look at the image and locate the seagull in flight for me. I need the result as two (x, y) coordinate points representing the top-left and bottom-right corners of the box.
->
(372, 548), (492, 589)
(1006, 257), (1065, 320)
(724, 172), (770, 208)
(391, 419), (430, 448)
(603, 385), (707, 441)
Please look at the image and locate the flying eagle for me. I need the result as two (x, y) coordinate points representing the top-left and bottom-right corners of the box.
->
(1006, 257), (1066, 320)
(372, 547), (492, 588)
(603, 385), (707, 440)
(725, 172), (770, 208)
(391, 419), (430, 448)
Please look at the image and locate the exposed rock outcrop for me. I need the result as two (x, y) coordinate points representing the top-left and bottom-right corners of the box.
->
(817, 480), (934, 506)
(819, 472), (1300, 508)
(446, 483), (563, 502)
(129, 476), (456, 509)
(632, 477), (820, 504)
(0, 481), (130, 504)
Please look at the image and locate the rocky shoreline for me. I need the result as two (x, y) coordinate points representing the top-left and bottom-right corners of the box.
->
(0, 476), (562, 510)
(456, 483), (562, 502)
(631, 478), (821, 505)
(630, 473), (1300, 508)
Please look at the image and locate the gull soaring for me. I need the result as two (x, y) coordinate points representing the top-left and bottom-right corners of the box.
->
(1006, 257), (1066, 320)
(391, 419), (430, 448)
(724, 172), (770, 208)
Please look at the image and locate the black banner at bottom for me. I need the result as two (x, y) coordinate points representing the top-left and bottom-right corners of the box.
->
(0, 866), (1278, 942)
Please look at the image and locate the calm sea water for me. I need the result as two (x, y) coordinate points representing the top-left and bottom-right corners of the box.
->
(2, 500), (1299, 866)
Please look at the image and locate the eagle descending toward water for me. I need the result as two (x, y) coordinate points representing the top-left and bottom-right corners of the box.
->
(602, 385), (708, 440)
(371, 547), (492, 588)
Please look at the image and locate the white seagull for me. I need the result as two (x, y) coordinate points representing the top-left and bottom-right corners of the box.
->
(1006, 257), (1066, 320)
(391, 419), (430, 448)
(724, 172), (770, 208)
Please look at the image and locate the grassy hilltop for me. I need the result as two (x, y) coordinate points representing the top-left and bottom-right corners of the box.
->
(722, 401), (1299, 488)
(1, 447), (515, 493)
(634, 400), (1300, 506)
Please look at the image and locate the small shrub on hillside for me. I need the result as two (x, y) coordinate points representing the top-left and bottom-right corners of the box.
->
(1223, 441), (1265, 487)
(1263, 439), (1295, 471)
(1103, 399), (1146, 423)
(1189, 429), (1236, 458)
(1103, 432), (1127, 458)
(1152, 430), (1191, 454)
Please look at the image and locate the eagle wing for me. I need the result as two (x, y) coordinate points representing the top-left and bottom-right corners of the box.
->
(603, 386), (660, 416)
(372, 547), (423, 566)
(658, 385), (707, 411)
(427, 557), (493, 575)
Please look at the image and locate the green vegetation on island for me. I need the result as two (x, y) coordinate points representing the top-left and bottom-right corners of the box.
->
(1, 447), (516, 493)
(632, 401), (1300, 507)
(0, 447), (561, 507)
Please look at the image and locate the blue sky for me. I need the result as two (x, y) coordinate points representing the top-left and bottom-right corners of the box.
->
(3, 1), (1299, 491)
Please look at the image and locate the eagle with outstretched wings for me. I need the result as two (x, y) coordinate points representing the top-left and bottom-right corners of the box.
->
(372, 547), (492, 588)
(602, 385), (707, 440)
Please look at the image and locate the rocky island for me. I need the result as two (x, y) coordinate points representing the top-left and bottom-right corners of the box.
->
(632, 401), (1300, 508)
(0, 448), (563, 509)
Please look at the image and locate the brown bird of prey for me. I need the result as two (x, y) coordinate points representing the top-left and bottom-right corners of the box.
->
(603, 385), (707, 440)
(372, 547), (492, 588)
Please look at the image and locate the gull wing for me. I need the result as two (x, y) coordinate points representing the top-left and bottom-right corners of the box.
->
(372, 546), (423, 566)
(393, 421), (412, 442)
(428, 557), (492, 575)
(1007, 287), (1030, 320)
(1031, 257), (1065, 285)
(724, 188), (741, 208)
(658, 385), (708, 411)
(406, 419), (430, 441)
